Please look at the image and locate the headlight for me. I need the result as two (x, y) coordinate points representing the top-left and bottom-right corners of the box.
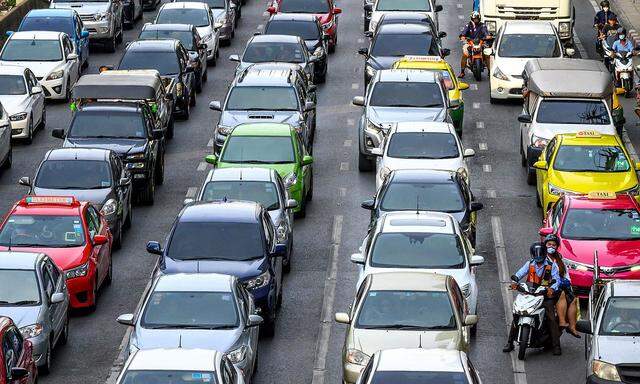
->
(126, 162), (145, 169)
(276, 222), (288, 243)
(243, 271), (271, 290)
(65, 262), (89, 279)
(283, 172), (298, 188)
(100, 199), (118, 216)
(620, 184), (640, 196)
(548, 183), (576, 196)
(365, 65), (376, 78)
(127, 153), (145, 160)
(486, 21), (496, 33)
(565, 259), (590, 272)
(592, 360), (621, 381)
(492, 66), (509, 81)
(461, 283), (471, 298)
(227, 346), (247, 364)
(94, 11), (109, 21)
(379, 166), (391, 180)
(314, 46), (325, 57)
(558, 22), (571, 37)
(176, 83), (184, 97)
(19, 324), (43, 339)
(216, 16), (227, 24)
(531, 135), (549, 148)
(217, 125), (233, 135)
(47, 70), (64, 81)
(9, 112), (28, 121)
(346, 349), (370, 366)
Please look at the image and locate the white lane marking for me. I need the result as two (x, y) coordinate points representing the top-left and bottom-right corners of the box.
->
(470, 83), (478, 91)
(483, 164), (492, 172)
(476, 121), (485, 129)
(588, 0), (599, 11)
(357, 38), (364, 43)
(479, 142), (488, 150)
(197, 162), (207, 171)
(351, 83), (360, 90)
(340, 162), (349, 171)
(257, 24), (263, 30)
(473, 102), (481, 109)
(487, 189), (496, 198)
(491, 217), (527, 384)
(338, 187), (346, 197)
(456, 3), (463, 8)
(207, 138), (214, 147)
(347, 118), (355, 126)
(344, 139), (353, 147)
(573, 33), (588, 58)
(458, 14), (465, 20)
(186, 187), (198, 198)
(262, 11), (269, 16)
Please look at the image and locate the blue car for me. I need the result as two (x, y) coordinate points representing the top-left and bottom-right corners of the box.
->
(18, 9), (89, 68)
(146, 200), (285, 335)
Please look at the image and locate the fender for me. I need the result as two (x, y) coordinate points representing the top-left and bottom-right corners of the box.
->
(358, 114), (367, 155)
(517, 316), (535, 326)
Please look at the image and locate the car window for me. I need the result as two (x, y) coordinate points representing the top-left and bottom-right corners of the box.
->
(599, 297), (640, 335)
(551, 199), (563, 229)
(139, 30), (196, 50)
(6, 327), (23, 362)
(451, 281), (465, 318)
(35, 160), (113, 189)
(236, 283), (249, 318)
(2, 331), (14, 374)
(370, 232), (465, 269)
(202, 181), (280, 210)
(27, 69), (38, 89)
(242, 41), (306, 64)
(536, 100), (610, 125)
(85, 207), (99, 237)
(380, 181), (465, 213)
(118, 50), (181, 76)
(23, 71), (34, 89)
(221, 136), (296, 163)
(262, 213), (275, 249)
(0, 75), (27, 96)
(75, 17), (82, 37)
(69, 109), (147, 139)
(279, 0), (330, 13)
(156, 7), (210, 27)
(369, 81), (444, 108)
(1, 38), (63, 61)
(544, 138), (556, 164)
(46, 259), (61, 288)
(63, 35), (74, 55)
(42, 263), (55, 298)
(387, 132), (459, 159)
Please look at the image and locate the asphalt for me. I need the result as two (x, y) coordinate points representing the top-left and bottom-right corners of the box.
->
(0, 0), (624, 382)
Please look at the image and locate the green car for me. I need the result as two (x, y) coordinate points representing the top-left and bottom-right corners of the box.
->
(205, 123), (314, 217)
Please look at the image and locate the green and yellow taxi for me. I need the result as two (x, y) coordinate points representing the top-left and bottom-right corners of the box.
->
(533, 130), (640, 212)
(205, 123), (314, 217)
(393, 55), (469, 136)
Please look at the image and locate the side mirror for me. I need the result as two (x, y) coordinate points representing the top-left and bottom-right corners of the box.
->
(363, 3), (372, 11)
(93, 234), (108, 246)
(67, 53), (78, 61)
(435, 4), (443, 12)
(116, 313), (135, 326)
(273, 244), (286, 256)
(483, 47), (493, 56)
(229, 54), (240, 62)
(441, 48), (451, 57)
(120, 176), (131, 186)
(209, 100), (222, 111)
(470, 202), (483, 212)
(31, 86), (42, 95)
(538, 227), (554, 236)
(267, 5), (276, 13)
(333, 7), (342, 14)
(370, 147), (382, 156)
(183, 198), (195, 205)
(363, 31), (373, 38)
(205, 154), (218, 165)
(334, 312), (350, 324)
(350, 253), (365, 264)
(52, 128), (66, 139)
(357, 47), (368, 56)
(438, 31), (447, 38)
(18, 176), (31, 187)
(81, 29), (90, 38)
(565, 47), (575, 57)
(247, 314), (263, 327)
(50, 292), (65, 304)
(304, 101), (316, 112)
(576, 319), (592, 334)
(302, 155), (313, 166)
(146, 240), (163, 255)
(533, 160), (548, 170)
(635, 162), (640, 171)
(361, 199), (374, 210)
(517, 114), (532, 123)
(10, 367), (28, 380)
(285, 199), (298, 209)
(463, 148), (476, 158)
(352, 96), (365, 106)
(464, 314), (478, 326)
(470, 255), (485, 266)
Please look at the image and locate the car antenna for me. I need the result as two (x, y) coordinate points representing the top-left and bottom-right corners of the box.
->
(7, 233), (11, 251)
(416, 195), (420, 215)
(178, 334), (182, 348)
(418, 334), (422, 348)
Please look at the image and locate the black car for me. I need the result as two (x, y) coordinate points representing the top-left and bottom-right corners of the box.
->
(138, 24), (208, 93)
(264, 13), (328, 83)
(361, 169), (483, 246)
(370, 12), (445, 41)
(143, 0), (161, 11)
(51, 103), (165, 205)
(19, 148), (133, 248)
(359, 23), (449, 84)
(118, 39), (195, 119)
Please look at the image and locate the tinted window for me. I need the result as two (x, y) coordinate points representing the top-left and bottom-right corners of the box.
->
(553, 145), (629, 172)
(120, 370), (218, 384)
(226, 86), (299, 110)
(498, 34), (560, 58)
(265, 20), (319, 40)
(156, 8), (209, 27)
(141, 291), (239, 328)
(139, 30), (195, 50)
(387, 132), (458, 159)
(0, 215), (85, 247)
(600, 297), (640, 336)
(561, 208), (640, 240)
(243, 42), (305, 63)
(175, 0), (225, 8)
(221, 136), (295, 163)
(370, 233), (465, 269)
(1, 39), (62, 61)
(69, 110), (147, 139)
(20, 16), (75, 35)
(167, 221), (264, 260)
(202, 181), (280, 210)
(279, 0), (329, 13)
(376, 0), (431, 11)
(119, 50), (181, 76)
(0, 75), (26, 95)
(35, 160), (112, 189)
(371, 371), (468, 383)
(381, 181), (465, 212)
(371, 33), (435, 56)
(0, 269), (40, 305)
(536, 100), (610, 125)
(370, 82), (444, 107)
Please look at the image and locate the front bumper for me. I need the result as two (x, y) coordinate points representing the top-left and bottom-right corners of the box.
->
(65, 273), (96, 309)
(39, 77), (66, 100)
(490, 76), (524, 99)
(343, 362), (364, 384)
(569, 268), (640, 297)
(10, 116), (30, 138)
(83, 19), (114, 40)
(586, 374), (619, 384)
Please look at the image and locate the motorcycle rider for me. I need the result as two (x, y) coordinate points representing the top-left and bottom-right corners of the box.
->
(458, 11), (492, 78)
(502, 242), (563, 356)
(602, 14), (620, 37)
(612, 27), (635, 54)
(594, 1), (617, 29)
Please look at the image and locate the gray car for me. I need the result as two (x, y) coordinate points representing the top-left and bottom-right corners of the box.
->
(116, 273), (262, 379)
(18, 148), (133, 249)
(0, 251), (69, 374)
(173, 0), (238, 42)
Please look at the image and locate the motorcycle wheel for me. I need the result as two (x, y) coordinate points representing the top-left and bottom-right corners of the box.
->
(518, 325), (530, 361)
(472, 58), (482, 81)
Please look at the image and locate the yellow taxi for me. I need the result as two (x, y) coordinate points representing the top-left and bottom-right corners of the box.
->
(533, 130), (640, 212)
(393, 55), (469, 136)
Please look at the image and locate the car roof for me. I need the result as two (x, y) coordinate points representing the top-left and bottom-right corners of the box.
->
(238, 65), (294, 86)
(160, 1), (209, 9)
(0, 251), (42, 270)
(269, 13), (318, 22)
(78, 103), (142, 113)
(26, 8), (76, 17)
(608, 280), (640, 297)
(377, 23), (431, 34)
(565, 193), (638, 210)
(250, 34), (301, 44)
(390, 169), (457, 183)
(154, 273), (234, 292)
(503, 20), (555, 34)
(376, 348), (465, 372)
(9, 31), (63, 40)
(207, 167), (276, 183)
(143, 23), (194, 31)
(180, 200), (261, 223)
(368, 271), (449, 291)
(230, 123), (293, 137)
(127, 349), (219, 371)
(126, 39), (178, 52)
(377, 69), (438, 83)
(44, 147), (111, 162)
(557, 132), (620, 146)
(392, 121), (454, 134)
(10, 197), (87, 216)
(0, 65), (26, 76)
(379, 211), (456, 234)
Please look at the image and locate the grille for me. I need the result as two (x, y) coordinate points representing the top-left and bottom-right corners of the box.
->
(248, 114), (275, 119)
(79, 14), (95, 22)
(617, 364), (640, 384)
(509, 88), (523, 95)
(496, 5), (558, 18)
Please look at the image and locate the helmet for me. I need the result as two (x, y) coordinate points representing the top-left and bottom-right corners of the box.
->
(618, 27), (627, 37)
(543, 234), (560, 246)
(530, 242), (546, 263)
(601, 0), (610, 7)
(471, 11), (480, 21)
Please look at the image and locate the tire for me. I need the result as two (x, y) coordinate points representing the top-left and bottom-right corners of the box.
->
(39, 107), (46, 130)
(203, 68), (208, 82)
(189, 90), (196, 107)
(112, 222), (122, 250)
(123, 198), (132, 229)
(105, 34), (116, 53)
(472, 58), (482, 81)
(294, 198), (306, 219)
(59, 316), (69, 346)
(261, 317), (275, 337)
(2, 146), (11, 170)
(89, 278), (98, 312)
(526, 166), (536, 186)
(306, 173), (313, 202)
(105, 255), (113, 285)
(283, 242), (292, 274)
(470, 324), (477, 337)
(24, 116), (33, 144)
(329, 42), (336, 53)
(358, 152), (374, 172)
(166, 116), (175, 139)
(39, 341), (52, 374)
(155, 154), (164, 185)
(116, 23), (123, 44)
(139, 172), (155, 205)
(517, 325), (530, 361)
(536, 189), (542, 208)
(520, 140), (526, 167)
(195, 74), (203, 93)
(316, 66), (327, 83)
(181, 98), (191, 120)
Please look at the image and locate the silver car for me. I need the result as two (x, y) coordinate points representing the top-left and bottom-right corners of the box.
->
(117, 273), (262, 379)
(0, 251), (69, 374)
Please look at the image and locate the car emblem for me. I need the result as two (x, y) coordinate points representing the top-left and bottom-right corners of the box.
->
(600, 267), (615, 275)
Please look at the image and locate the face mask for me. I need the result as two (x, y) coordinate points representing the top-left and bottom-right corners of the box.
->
(546, 247), (556, 255)
(603, 7), (609, 11)
(620, 35), (626, 39)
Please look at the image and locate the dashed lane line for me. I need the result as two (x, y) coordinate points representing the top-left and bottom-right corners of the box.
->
(197, 162), (207, 171)
(476, 121), (485, 129)
(340, 162), (349, 171)
(347, 118), (355, 126)
(479, 142), (488, 150)
(351, 83), (360, 90)
(487, 189), (496, 198)
(470, 83), (478, 91)
(483, 164), (492, 172)
(473, 102), (481, 109)
(344, 139), (352, 147)
(207, 138), (214, 147)
(185, 187), (198, 198)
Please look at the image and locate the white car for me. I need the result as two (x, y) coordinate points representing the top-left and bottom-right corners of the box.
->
(351, 211), (484, 318)
(0, 31), (79, 100)
(367, 0), (441, 32)
(0, 66), (45, 143)
(0, 103), (11, 169)
(372, 121), (475, 189)
(488, 21), (571, 102)
(154, 2), (220, 63)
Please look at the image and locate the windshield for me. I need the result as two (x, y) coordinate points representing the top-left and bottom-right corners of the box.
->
(356, 290), (456, 330)
(35, 160), (112, 190)
(371, 372), (469, 383)
(167, 221), (264, 261)
(381, 181), (465, 213)
(561, 208), (640, 240)
(120, 371), (218, 384)
(279, 0), (329, 13)
(0, 270), (40, 306)
(221, 136), (295, 164)
(0, 215), (85, 247)
(20, 17), (74, 36)
(371, 233), (465, 269)
(119, 51), (180, 76)
(0, 75), (26, 95)
(265, 20), (319, 40)
(600, 297), (640, 336)
(370, 81), (443, 107)
(387, 132), (458, 159)
(371, 33), (436, 56)
(202, 181), (280, 210)
(498, 34), (560, 58)
(174, 0), (225, 8)
(375, 0), (431, 11)
(141, 291), (238, 329)
(243, 42), (305, 63)
(553, 145), (630, 172)
(68, 110), (147, 139)
(156, 8), (209, 27)
(0, 39), (62, 61)
(226, 86), (299, 111)
(139, 30), (194, 50)
(536, 100), (611, 125)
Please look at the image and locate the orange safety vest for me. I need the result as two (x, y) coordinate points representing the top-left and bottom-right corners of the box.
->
(527, 262), (552, 288)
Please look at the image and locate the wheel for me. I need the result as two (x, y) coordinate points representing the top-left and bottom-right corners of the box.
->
(123, 198), (132, 229)
(155, 154), (165, 185)
(181, 98), (191, 120)
(520, 140), (527, 167)
(203, 68), (208, 82)
(105, 34), (116, 53)
(2, 146), (11, 170)
(116, 23), (123, 43)
(261, 317), (275, 337)
(328, 41), (336, 53)
(517, 325), (530, 360)
(112, 222), (122, 250)
(59, 316), (69, 346)
(489, 96), (498, 104)
(166, 116), (175, 139)
(105, 255), (113, 285)
(138, 172), (155, 205)
(24, 115), (33, 144)
(472, 59), (482, 81)
(536, 189), (542, 208)
(195, 74), (203, 93)
(526, 166), (536, 186)
(358, 152), (374, 172)
(470, 324), (477, 337)
(294, 198), (306, 219)
(39, 341), (52, 374)
(306, 173), (313, 201)
(316, 66), (327, 83)
(283, 242), (292, 274)
(39, 107), (46, 129)
(89, 278), (98, 312)
(189, 90), (196, 107)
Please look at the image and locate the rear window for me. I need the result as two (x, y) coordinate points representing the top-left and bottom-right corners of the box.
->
(536, 100), (610, 125)
(387, 132), (458, 159)
(20, 16), (74, 36)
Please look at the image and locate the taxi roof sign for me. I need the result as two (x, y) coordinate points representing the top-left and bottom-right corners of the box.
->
(587, 191), (616, 200)
(575, 130), (601, 138)
(399, 55), (444, 63)
(20, 196), (80, 206)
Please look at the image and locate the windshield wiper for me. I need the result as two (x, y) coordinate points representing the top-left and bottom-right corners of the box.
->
(0, 300), (38, 306)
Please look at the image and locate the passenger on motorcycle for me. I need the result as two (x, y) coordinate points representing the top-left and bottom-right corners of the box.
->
(503, 242), (563, 356)
(458, 11), (491, 78)
(602, 14), (620, 37)
(594, 1), (617, 29)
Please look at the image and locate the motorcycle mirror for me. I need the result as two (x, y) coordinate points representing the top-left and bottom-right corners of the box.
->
(565, 47), (575, 57)
(483, 47), (493, 56)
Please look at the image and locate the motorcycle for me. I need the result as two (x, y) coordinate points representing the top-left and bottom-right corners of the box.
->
(601, 34), (617, 71)
(612, 50), (635, 97)
(466, 38), (487, 81)
(511, 280), (556, 360)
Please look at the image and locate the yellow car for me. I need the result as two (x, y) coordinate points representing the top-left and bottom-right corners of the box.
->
(533, 130), (640, 212)
(393, 55), (469, 136)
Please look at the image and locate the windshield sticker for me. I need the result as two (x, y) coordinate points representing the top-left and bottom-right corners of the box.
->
(65, 232), (78, 242)
(189, 373), (212, 382)
(631, 225), (640, 235)
(101, 181), (110, 187)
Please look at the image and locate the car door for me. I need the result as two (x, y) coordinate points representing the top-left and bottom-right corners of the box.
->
(295, 134), (311, 191)
(76, 15), (89, 64)
(85, 206), (107, 286)
(114, 155), (131, 219)
(62, 35), (79, 85)
(25, 70), (44, 126)
(43, 260), (66, 340)
(3, 326), (31, 384)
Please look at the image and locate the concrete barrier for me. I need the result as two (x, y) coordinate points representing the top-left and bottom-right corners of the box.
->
(0, 0), (50, 44)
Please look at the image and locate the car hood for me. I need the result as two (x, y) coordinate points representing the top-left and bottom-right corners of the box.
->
(0, 245), (86, 270)
(196, 25), (213, 39)
(368, 106), (447, 124)
(135, 327), (241, 352)
(0, 306), (40, 328)
(367, 56), (404, 71)
(561, 238), (640, 267)
(0, 95), (30, 116)
(492, 57), (530, 78)
(51, 2), (109, 15)
(32, 187), (112, 209)
(162, 256), (268, 279)
(63, 137), (146, 156)
(218, 162), (296, 179)
(531, 123), (616, 140)
(0, 61), (62, 78)
(595, 335), (640, 363)
(550, 170), (638, 194)
(382, 157), (465, 173)
(220, 110), (302, 128)
(350, 328), (461, 356)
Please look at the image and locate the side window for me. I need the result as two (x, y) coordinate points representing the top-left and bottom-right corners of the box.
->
(352, 279), (368, 316)
(236, 284), (249, 318)
(63, 36), (73, 55)
(77, 16), (84, 33)
(468, 359), (481, 384)
(544, 138), (556, 164)
(295, 135), (305, 159)
(551, 199), (563, 229)
(42, 263), (55, 297)
(2, 332), (13, 375)
(451, 281), (465, 318)
(27, 70), (38, 87)
(262, 214), (275, 249)
(360, 358), (374, 383)
(84, 207), (99, 237)
(46, 260), (61, 287)
(6, 327), (23, 361)
(75, 17), (81, 37)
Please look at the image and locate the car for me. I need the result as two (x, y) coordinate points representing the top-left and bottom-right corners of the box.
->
(533, 131), (640, 213)
(487, 21), (571, 102)
(174, 0), (237, 43)
(0, 102), (11, 169)
(142, 0), (160, 11)
(263, 13), (328, 83)
(352, 69), (450, 172)
(121, 0), (142, 30)
(540, 192), (640, 298)
(361, 169), (483, 246)
(49, 0), (123, 52)
(0, 31), (79, 101)
(0, 317), (37, 384)
(334, 272), (477, 384)
(209, 64), (317, 153)
(117, 39), (196, 119)
(371, 12), (441, 36)
(393, 55), (469, 136)
(0, 196), (113, 310)
(193, 167), (297, 272)
(229, 34), (317, 83)
(370, 121), (475, 189)
(19, 148), (133, 249)
(358, 23), (448, 85)
(138, 24), (208, 93)
(350, 211), (484, 317)
(116, 273), (262, 377)
(0, 252), (69, 373)
(146, 201), (285, 335)
(267, 0), (341, 53)
(356, 348), (483, 383)
(205, 123), (314, 217)
(154, 2), (220, 64)
(0, 66), (45, 144)
(366, 0), (442, 33)
(17, 9), (90, 68)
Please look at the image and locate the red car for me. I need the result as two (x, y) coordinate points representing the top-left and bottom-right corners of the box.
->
(0, 196), (112, 310)
(267, 0), (342, 52)
(540, 192), (640, 297)
(0, 317), (37, 384)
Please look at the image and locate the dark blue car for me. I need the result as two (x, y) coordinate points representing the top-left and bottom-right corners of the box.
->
(18, 9), (89, 68)
(146, 200), (285, 335)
